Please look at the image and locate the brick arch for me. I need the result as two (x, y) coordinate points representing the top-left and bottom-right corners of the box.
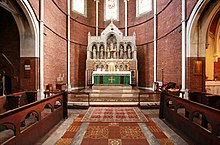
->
(186, 0), (220, 91)
(0, 7), (20, 93)
(0, 1), (39, 91)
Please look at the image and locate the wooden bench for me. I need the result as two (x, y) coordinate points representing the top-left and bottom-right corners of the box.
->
(160, 92), (220, 145)
(0, 91), (37, 113)
(189, 92), (220, 109)
(0, 92), (67, 145)
(0, 96), (7, 113)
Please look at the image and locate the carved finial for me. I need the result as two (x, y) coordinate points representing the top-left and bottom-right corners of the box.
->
(111, 18), (113, 24)
(88, 32), (91, 36)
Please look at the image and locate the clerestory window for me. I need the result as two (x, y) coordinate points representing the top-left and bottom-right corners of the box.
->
(136, 0), (152, 17)
(104, 0), (119, 21)
(72, 0), (87, 16)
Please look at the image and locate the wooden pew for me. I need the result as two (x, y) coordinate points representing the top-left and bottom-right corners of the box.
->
(189, 92), (220, 109)
(159, 92), (220, 145)
(0, 91), (37, 114)
(0, 95), (6, 113)
(0, 92), (67, 145)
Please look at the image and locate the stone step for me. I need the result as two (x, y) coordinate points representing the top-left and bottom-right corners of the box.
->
(90, 93), (139, 98)
(89, 97), (138, 102)
(92, 85), (132, 90)
(90, 90), (139, 93)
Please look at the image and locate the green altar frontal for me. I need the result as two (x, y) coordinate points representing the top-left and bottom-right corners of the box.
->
(94, 75), (130, 85)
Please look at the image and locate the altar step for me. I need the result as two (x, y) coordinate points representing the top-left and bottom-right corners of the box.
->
(68, 86), (160, 108)
(90, 94), (138, 98)
(68, 102), (160, 108)
(89, 85), (139, 98)
(92, 85), (132, 90)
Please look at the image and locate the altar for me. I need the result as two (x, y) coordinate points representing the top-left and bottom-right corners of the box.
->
(85, 21), (138, 86)
(92, 71), (131, 85)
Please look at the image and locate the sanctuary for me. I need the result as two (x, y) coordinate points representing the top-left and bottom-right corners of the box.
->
(85, 21), (138, 86)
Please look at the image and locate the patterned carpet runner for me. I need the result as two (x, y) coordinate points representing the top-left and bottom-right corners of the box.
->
(81, 122), (149, 145)
(56, 107), (173, 145)
(81, 107), (148, 122)
(56, 114), (84, 145)
(145, 115), (173, 145)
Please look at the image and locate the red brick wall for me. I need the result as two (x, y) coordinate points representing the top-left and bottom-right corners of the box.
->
(70, 2), (94, 88)
(186, 0), (198, 19)
(137, 43), (154, 87)
(28, 0), (40, 19)
(44, 28), (67, 86)
(70, 44), (87, 87)
(44, 0), (67, 38)
(43, 0), (67, 88)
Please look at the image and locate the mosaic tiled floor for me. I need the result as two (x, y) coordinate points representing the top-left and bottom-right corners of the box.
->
(81, 107), (148, 122)
(56, 114), (83, 145)
(55, 107), (177, 145)
(81, 122), (149, 145)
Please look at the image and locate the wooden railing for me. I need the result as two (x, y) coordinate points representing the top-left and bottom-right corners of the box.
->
(159, 92), (220, 145)
(138, 91), (161, 108)
(0, 92), (67, 145)
(189, 92), (220, 109)
(68, 90), (90, 107)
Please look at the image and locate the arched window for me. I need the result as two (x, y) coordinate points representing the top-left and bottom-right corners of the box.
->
(72, 0), (87, 16)
(136, 0), (152, 17)
(105, 0), (119, 21)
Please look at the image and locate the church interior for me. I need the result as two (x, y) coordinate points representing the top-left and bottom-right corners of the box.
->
(0, 0), (220, 144)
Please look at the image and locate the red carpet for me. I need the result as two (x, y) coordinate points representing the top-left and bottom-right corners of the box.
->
(56, 114), (84, 145)
(145, 115), (173, 144)
(56, 107), (173, 145)
(81, 122), (149, 145)
(81, 107), (148, 122)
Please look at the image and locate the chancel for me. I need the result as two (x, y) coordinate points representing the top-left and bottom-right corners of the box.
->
(0, 0), (220, 145)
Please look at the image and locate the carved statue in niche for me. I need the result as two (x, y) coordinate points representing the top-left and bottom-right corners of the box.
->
(92, 45), (97, 59)
(110, 42), (116, 59)
(127, 45), (132, 59)
(107, 34), (117, 59)
(94, 64), (99, 70)
(119, 45), (124, 59)
(100, 45), (104, 59)
(119, 64), (124, 71)
(125, 64), (130, 70)
(106, 47), (110, 59)
(100, 63), (104, 71)
(104, 63), (108, 71)
(109, 62), (116, 71)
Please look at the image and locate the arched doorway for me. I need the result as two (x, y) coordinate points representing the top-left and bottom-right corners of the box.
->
(0, 6), (20, 94)
(206, 11), (220, 94)
(186, 0), (220, 93)
(0, 1), (39, 93)
(206, 12), (220, 80)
